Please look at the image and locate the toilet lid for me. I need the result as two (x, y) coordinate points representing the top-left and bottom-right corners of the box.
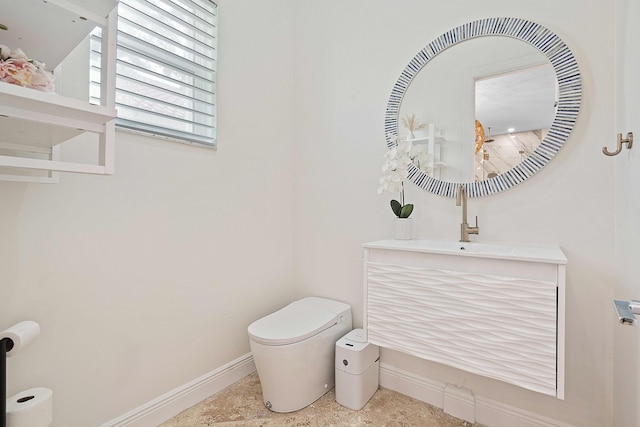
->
(248, 304), (338, 346)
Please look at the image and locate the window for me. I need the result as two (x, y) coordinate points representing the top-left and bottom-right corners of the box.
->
(91, 0), (217, 147)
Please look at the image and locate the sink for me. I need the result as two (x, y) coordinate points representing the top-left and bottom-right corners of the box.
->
(418, 240), (515, 254)
(363, 239), (566, 263)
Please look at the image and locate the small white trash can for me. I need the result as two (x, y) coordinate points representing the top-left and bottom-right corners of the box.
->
(335, 328), (379, 410)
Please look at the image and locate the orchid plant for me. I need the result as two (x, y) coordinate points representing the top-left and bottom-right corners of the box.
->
(377, 134), (434, 218)
(0, 45), (55, 92)
(377, 137), (413, 218)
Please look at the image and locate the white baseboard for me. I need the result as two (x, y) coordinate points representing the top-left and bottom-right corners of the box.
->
(379, 362), (445, 408)
(100, 353), (256, 427)
(443, 383), (475, 423)
(379, 363), (574, 427)
(474, 396), (574, 427)
(101, 356), (572, 427)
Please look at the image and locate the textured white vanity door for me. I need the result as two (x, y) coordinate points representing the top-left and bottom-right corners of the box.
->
(366, 262), (558, 396)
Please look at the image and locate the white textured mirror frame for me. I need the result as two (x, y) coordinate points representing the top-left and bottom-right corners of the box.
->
(385, 17), (582, 198)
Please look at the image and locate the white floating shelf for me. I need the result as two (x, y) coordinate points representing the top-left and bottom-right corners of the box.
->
(407, 136), (430, 142)
(0, 82), (116, 146)
(0, 0), (117, 69)
(0, 0), (118, 182)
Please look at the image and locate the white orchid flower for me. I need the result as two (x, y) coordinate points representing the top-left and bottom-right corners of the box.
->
(378, 134), (418, 218)
(396, 139), (412, 154)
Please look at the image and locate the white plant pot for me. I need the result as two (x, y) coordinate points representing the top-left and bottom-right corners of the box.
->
(393, 218), (413, 240)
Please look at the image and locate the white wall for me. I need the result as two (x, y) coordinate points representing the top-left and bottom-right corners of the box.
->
(0, 1), (620, 426)
(292, 1), (615, 426)
(613, 0), (640, 425)
(0, 0), (295, 425)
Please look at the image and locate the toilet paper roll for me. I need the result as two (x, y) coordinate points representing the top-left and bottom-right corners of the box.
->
(6, 387), (53, 427)
(1, 321), (40, 357)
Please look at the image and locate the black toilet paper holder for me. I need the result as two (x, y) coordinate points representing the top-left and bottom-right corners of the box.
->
(1, 337), (14, 427)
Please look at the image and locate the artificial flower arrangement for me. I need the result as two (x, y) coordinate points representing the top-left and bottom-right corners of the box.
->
(377, 133), (433, 218)
(0, 45), (55, 92)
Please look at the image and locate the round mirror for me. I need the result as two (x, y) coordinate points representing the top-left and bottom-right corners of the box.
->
(385, 18), (581, 197)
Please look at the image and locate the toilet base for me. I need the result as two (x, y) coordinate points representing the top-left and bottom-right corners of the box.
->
(250, 322), (351, 412)
(248, 297), (353, 412)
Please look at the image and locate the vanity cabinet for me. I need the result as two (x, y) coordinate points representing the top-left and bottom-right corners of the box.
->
(0, 0), (118, 183)
(362, 239), (567, 398)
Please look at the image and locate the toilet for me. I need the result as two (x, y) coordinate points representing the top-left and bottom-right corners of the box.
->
(248, 297), (352, 413)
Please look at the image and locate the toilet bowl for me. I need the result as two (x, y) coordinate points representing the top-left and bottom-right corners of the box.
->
(248, 297), (352, 413)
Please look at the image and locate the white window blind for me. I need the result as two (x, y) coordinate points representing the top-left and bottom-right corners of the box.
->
(91, 0), (217, 147)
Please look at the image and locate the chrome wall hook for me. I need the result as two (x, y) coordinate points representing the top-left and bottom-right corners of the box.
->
(603, 132), (633, 156)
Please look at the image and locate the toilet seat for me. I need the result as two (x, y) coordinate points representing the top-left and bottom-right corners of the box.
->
(248, 301), (338, 346)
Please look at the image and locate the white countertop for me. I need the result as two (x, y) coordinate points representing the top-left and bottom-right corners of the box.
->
(363, 239), (567, 264)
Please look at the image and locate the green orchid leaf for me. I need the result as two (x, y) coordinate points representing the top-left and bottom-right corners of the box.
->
(400, 204), (414, 218)
(390, 199), (402, 217)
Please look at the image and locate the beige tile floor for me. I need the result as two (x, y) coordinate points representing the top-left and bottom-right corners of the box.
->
(159, 372), (485, 426)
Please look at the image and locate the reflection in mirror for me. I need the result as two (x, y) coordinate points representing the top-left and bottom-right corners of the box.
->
(475, 63), (557, 181)
(386, 18), (582, 197)
(398, 36), (556, 184)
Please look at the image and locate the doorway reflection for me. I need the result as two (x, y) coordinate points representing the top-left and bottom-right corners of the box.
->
(475, 129), (546, 181)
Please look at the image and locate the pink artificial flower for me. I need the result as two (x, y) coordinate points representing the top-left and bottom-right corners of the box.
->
(30, 68), (55, 92)
(0, 46), (55, 92)
(0, 58), (37, 87)
(10, 48), (29, 61)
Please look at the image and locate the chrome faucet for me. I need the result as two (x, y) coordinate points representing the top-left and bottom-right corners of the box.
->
(456, 185), (479, 242)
